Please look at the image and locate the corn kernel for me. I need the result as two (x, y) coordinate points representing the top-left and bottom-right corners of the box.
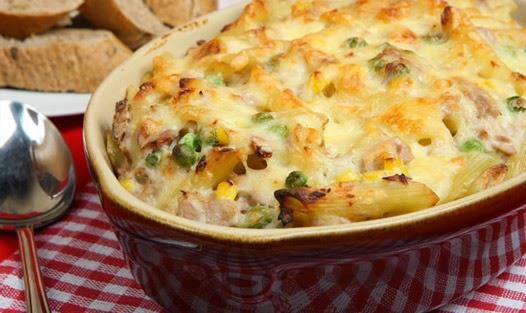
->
(383, 157), (408, 175)
(483, 80), (495, 90)
(384, 157), (401, 171)
(335, 169), (360, 183)
(216, 126), (230, 145)
(120, 179), (134, 193)
(362, 170), (385, 181)
(309, 72), (330, 94)
(216, 181), (238, 200)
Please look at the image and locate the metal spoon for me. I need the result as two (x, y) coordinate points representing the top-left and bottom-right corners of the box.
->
(0, 100), (76, 313)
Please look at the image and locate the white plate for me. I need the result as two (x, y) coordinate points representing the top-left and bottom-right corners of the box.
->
(0, 89), (91, 117)
(0, 0), (244, 117)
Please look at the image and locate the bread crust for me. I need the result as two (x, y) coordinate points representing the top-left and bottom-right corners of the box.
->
(0, 29), (132, 92)
(0, 0), (82, 38)
(145, 0), (218, 27)
(80, 0), (168, 49)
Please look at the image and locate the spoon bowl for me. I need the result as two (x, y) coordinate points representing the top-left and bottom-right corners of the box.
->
(0, 100), (76, 313)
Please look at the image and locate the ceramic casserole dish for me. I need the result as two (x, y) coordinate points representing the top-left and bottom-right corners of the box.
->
(84, 1), (526, 312)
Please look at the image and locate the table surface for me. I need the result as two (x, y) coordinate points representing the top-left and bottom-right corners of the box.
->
(0, 114), (90, 261)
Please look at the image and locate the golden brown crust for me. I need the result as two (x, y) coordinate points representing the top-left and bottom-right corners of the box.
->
(111, 0), (526, 228)
(0, 11), (69, 38)
(0, 0), (82, 38)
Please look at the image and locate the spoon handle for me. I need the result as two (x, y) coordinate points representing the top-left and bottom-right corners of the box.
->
(17, 227), (51, 313)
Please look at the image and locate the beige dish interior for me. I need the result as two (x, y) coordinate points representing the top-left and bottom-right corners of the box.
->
(85, 1), (526, 244)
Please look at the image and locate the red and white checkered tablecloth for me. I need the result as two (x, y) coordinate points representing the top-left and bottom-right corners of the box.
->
(1, 184), (526, 313)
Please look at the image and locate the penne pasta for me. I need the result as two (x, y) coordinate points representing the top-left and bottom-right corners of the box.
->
(275, 179), (439, 226)
(447, 152), (500, 201)
(193, 148), (243, 188)
(467, 164), (508, 194)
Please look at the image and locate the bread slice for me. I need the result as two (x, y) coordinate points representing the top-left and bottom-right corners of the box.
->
(0, 29), (132, 92)
(145, 0), (217, 27)
(80, 0), (169, 50)
(0, 0), (83, 38)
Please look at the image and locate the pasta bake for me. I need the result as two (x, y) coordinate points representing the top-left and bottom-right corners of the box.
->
(108, 0), (526, 228)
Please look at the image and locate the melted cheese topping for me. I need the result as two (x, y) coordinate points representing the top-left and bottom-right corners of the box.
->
(110, 0), (526, 228)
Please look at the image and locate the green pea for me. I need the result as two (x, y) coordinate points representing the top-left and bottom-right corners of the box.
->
(145, 149), (162, 168)
(346, 37), (367, 48)
(178, 132), (202, 152)
(172, 144), (199, 168)
(270, 124), (289, 138)
(460, 139), (485, 152)
(252, 112), (274, 123)
(240, 204), (277, 228)
(506, 96), (526, 113)
(207, 73), (225, 86)
(285, 171), (308, 188)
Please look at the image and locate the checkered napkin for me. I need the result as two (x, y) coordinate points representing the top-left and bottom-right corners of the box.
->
(0, 185), (166, 313)
(0, 184), (526, 313)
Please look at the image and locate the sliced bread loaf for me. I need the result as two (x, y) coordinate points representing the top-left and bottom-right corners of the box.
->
(145, 0), (217, 27)
(0, 29), (132, 92)
(0, 0), (83, 38)
(80, 0), (169, 50)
